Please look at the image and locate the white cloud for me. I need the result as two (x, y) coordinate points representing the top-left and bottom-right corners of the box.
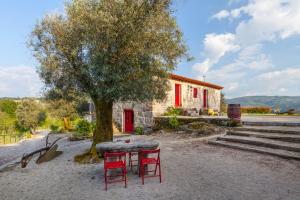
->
(0, 66), (42, 97)
(212, 8), (242, 20)
(212, 10), (230, 20)
(247, 67), (300, 95)
(195, 0), (300, 97)
(213, 0), (300, 45)
(257, 67), (300, 81)
(206, 66), (300, 98)
(192, 33), (239, 74)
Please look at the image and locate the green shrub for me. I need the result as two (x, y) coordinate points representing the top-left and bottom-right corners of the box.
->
(24, 132), (33, 139)
(38, 111), (47, 126)
(135, 126), (143, 135)
(241, 106), (272, 114)
(91, 121), (96, 132)
(0, 99), (18, 117)
(287, 109), (296, 115)
(15, 121), (29, 134)
(164, 106), (184, 116)
(227, 119), (241, 127)
(169, 116), (179, 129)
(75, 119), (92, 137)
(50, 124), (60, 133)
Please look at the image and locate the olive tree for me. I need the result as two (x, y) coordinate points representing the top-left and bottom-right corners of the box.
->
(16, 100), (42, 134)
(29, 0), (187, 146)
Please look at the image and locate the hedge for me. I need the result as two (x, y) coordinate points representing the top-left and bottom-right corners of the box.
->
(241, 106), (272, 114)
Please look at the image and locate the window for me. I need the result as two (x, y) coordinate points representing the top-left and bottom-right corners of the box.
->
(193, 88), (198, 98)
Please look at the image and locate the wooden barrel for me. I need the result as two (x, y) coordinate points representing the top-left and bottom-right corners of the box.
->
(227, 104), (241, 120)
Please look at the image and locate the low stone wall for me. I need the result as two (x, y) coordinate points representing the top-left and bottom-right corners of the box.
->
(153, 116), (232, 130)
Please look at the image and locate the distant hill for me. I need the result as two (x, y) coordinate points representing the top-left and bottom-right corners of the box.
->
(226, 96), (300, 113)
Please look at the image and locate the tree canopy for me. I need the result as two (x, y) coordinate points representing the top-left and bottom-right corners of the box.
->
(16, 100), (42, 133)
(29, 0), (187, 145)
(0, 99), (18, 118)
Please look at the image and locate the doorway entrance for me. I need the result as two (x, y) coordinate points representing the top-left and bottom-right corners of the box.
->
(124, 109), (134, 132)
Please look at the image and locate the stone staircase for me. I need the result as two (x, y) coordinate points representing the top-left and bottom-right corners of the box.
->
(208, 125), (300, 160)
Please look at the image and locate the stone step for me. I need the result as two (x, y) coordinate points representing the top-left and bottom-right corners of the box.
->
(217, 135), (300, 152)
(227, 130), (300, 143)
(234, 126), (300, 135)
(242, 121), (300, 127)
(208, 140), (300, 161)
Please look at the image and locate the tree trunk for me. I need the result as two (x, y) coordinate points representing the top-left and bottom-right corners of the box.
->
(92, 98), (113, 145)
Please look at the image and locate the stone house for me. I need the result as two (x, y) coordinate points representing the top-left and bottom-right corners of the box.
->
(112, 74), (223, 132)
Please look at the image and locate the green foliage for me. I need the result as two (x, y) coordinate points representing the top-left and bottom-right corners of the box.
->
(50, 124), (60, 133)
(29, 0), (187, 102)
(24, 132), (33, 139)
(226, 96), (300, 113)
(15, 122), (29, 134)
(91, 121), (96, 132)
(227, 119), (242, 127)
(75, 119), (92, 137)
(38, 111), (47, 126)
(47, 99), (78, 121)
(0, 111), (15, 130)
(0, 99), (18, 118)
(169, 116), (179, 129)
(164, 106), (184, 116)
(29, 0), (188, 143)
(16, 99), (42, 131)
(287, 109), (296, 115)
(241, 106), (272, 114)
(220, 93), (227, 113)
(135, 126), (143, 135)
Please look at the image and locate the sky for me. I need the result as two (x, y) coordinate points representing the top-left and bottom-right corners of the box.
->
(0, 0), (299, 98)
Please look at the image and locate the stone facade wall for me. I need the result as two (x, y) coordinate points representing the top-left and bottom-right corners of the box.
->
(113, 101), (153, 131)
(152, 79), (221, 117)
(113, 79), (221, 131)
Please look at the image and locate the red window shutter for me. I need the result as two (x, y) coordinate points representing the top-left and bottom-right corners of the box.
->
(175, 84), (181, 107)
(193, 88), (197, 98)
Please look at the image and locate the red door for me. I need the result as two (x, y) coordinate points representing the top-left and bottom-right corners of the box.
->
(124, 109), (134, 132)
(203, 89), (207, 108)
(175, 84), (181, 107)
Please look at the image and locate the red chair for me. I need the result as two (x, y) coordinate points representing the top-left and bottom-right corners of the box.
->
(139, 149), (162, 185)
(104, 152), (127, 190)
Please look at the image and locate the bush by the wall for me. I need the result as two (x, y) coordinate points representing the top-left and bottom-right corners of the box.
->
(164, 106), (184, 116)
(75, 119), (92, 137)
(169, 116), (179, 129)
(241, 106), (272, 114)
(50, 124), (60, 133)
(287, 109), (296, 115)
(153, 116), (234, 130)
(135, 126), (143, 135)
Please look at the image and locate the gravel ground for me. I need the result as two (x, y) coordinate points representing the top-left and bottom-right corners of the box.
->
(0, 131), (49, 167)
(0, 133), (300, 200)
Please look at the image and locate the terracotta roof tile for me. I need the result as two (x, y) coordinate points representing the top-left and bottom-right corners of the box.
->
(169, 73), (223, 90)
